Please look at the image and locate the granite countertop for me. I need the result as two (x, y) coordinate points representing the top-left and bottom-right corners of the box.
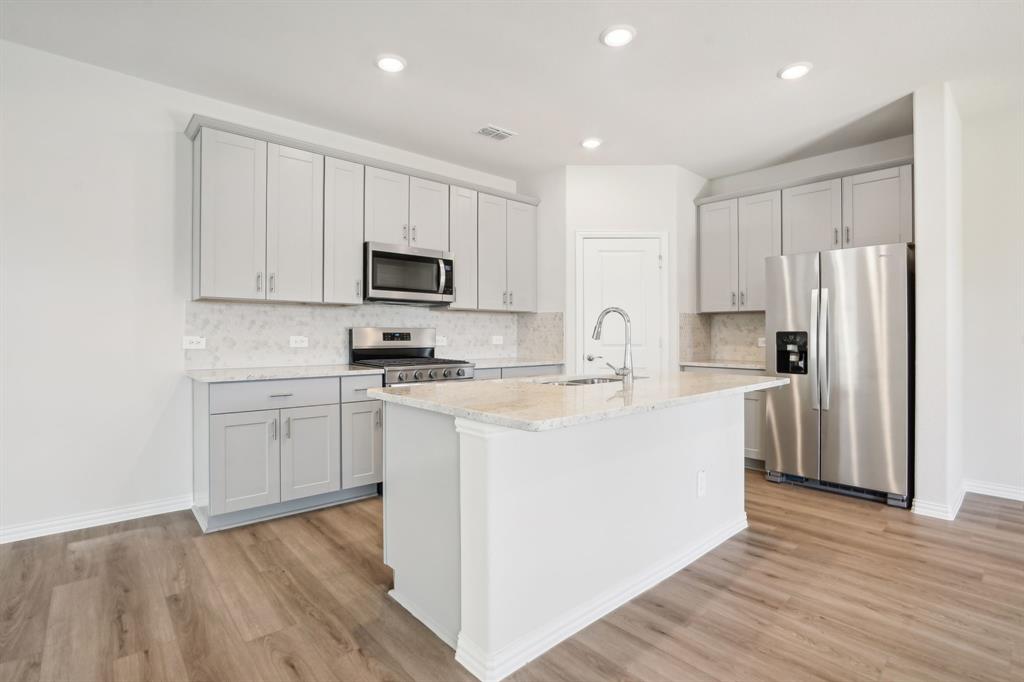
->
(370, 372), (788, 432)
(186, 364), (384, 383)
(471, 357), (564, 370)
(680, 359), (767, 371)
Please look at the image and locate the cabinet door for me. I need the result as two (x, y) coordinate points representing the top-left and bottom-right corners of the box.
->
(408, 177), (450, 251)
(698, 199), (738, 312)
(842, 164), (913, 248)
(365, 167), (410, 245)
(782, 179), (842, 254)
(280, 404), (341, 501)
(449, 186), (478, 309)
(744, 392), (765, 461)
(738, 191), (781, 311)
(210, 409), (280, 515)
(198, 129), (267, 300)
(324, 157), (365, 304)
(266, 144), (324, 302)
(342, 400), (383, 489)
(477, 194), (509, 310)
(507, 201), (537, 312)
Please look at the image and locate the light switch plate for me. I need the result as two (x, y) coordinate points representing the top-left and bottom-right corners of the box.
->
(757, 337), (766, 348)
(436, 335), (448, 346)
(491, 335), (503, 345)
(183, 336), (206, 350)
(289, 335), (309, 348)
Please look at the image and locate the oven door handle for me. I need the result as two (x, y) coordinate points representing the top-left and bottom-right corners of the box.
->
(437, 258), (446, 295)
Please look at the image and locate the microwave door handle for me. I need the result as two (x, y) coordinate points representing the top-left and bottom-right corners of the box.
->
(437, 259), (446, 295)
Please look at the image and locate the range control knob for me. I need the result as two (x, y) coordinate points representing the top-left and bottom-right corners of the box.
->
(443, 369), (452, 378)
(428, 369), (438, 379)
(413, 370), (423, 381)
(456, 368), (466, 377)
(396, 372), (406, 382)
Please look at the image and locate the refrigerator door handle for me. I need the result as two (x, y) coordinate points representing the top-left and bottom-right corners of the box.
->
(819, 287), (831, 411)
(810, 288), (820, 411)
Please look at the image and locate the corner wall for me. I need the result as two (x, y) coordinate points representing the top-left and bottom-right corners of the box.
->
(911, 83), (965, 519)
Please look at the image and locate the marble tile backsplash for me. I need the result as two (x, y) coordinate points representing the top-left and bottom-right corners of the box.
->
(679, 312), (765, 364)
(184, 301), (521, 369)
(516, 313), (564, 360)
(184, 302), (564, 369)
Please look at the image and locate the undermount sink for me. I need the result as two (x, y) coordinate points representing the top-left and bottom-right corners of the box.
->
(544, 376), (624, 386)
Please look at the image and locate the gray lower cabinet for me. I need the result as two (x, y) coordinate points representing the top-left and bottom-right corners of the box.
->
(341, 400), (384, 489)
(280, 404), (341, 501)
(210, 409), (281, 514)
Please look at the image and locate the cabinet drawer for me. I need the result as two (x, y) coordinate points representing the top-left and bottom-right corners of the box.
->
(209, 378), (339, 414)
(500, 364), (563, 379)
(473, 368), (502, 380)
(341, 374), (383, 403)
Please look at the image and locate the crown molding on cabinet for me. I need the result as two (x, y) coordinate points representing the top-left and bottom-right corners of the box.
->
(184, 114), (540, 207)
(694, 156), (914, 207)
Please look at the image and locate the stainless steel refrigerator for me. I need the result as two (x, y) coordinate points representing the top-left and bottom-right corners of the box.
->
(764, 243), (913, 507)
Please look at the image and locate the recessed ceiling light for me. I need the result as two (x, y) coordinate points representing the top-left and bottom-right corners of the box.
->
(777, 61), (813, 80)
(600, 25), (636, 48)
(377, 54), (407, 73)
(581, 137), (603, 150)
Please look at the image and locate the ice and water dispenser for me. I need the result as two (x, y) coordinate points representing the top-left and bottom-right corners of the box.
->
(776, 331), (808, 374)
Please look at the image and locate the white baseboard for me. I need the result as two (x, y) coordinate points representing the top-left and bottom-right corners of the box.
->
(389, 589), (458, 649)
(0, 494), (193, 544)
(963, 479), (1024, 502)
(912, 485), (966, 521)
(454, 514), (748, 682)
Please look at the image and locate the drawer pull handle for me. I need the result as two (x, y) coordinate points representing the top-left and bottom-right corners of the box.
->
(269, 393), (294, 398)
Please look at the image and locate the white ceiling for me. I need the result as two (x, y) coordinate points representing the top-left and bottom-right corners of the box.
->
(2, 1), (1021, 182)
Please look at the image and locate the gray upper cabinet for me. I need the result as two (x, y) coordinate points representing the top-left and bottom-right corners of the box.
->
(699, 199), (739, 312)
(782, 178), (842, 255)
(210, 409), (281, 515)
(365, 167), (411, 246)
(737, 191), (781, 311)
(323, 157), (365, 304)
(449, 186), (479, 310)
(195, 128), (268, 300)
(408, 177), (450, 251)
(342, 400), (384, 489)
(507, 200), (537, 312)
(266, 144), (324, 303)
(842, 164), (913, 248)
(280, 404), (341, 501)
(478, 193), (509, 310)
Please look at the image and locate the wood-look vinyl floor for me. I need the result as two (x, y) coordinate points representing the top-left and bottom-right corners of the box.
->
(2, 471), (1021, 682)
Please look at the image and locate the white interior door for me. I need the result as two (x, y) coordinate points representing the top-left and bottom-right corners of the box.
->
(581, 237), (665, 376)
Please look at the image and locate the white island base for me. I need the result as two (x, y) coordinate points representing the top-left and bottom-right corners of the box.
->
(382, 391), (752, 681)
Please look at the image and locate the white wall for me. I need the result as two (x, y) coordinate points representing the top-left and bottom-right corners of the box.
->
(560, 166), (706, 374)
(911, 83), (965, 519)
(0, 41), (516, 539)
(700, 135), (913, 199)
(961, 99), (1024, 496)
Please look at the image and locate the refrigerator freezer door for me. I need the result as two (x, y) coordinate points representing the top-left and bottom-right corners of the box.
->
(819, 244), (910, 496)
(764, 252), (820, 478)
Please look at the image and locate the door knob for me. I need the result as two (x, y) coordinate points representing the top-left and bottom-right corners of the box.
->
(586, 354), (604, 362)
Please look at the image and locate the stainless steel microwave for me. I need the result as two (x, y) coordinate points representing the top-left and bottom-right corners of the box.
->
(364, 242), (455, 305)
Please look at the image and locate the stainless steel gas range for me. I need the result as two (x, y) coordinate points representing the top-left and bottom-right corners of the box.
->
(350, 327), (475, 386)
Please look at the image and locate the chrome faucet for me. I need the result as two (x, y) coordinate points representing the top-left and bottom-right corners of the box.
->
(591, 307), (634, 389)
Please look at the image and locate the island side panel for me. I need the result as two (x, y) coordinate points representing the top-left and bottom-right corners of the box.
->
(383, 402), (462, 647)
(454, 394), (746, 681)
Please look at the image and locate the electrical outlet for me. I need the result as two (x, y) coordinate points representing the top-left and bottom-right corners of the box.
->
(697, 470), (707, 498)
(289, 335), (309, 348)
(183, 336), (206, 350)
(436, 335), (448, 346)
(758, 337), (766, 348)
(491, 335), (504, 345)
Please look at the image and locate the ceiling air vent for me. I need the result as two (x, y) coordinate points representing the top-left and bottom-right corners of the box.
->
(476, 125), (518, 141)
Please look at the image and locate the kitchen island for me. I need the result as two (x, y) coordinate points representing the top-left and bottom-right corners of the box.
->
(370, 372), (788, 681)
